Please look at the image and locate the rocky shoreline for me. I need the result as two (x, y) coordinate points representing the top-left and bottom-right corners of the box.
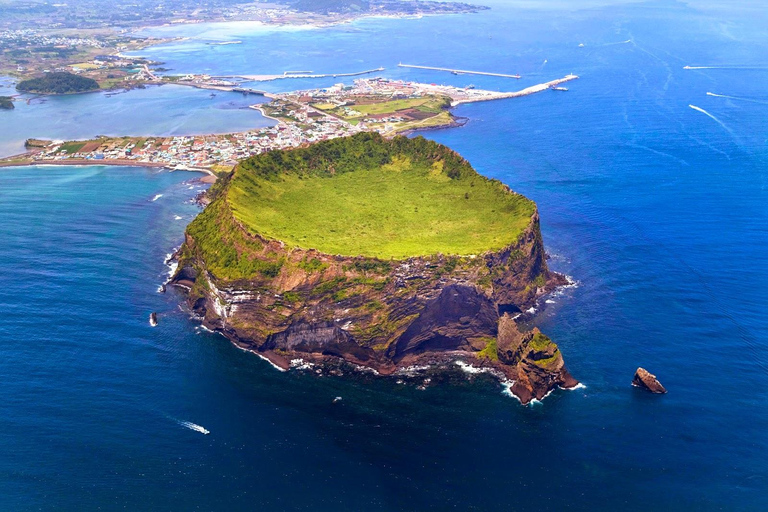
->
(170, 210), (578, 404)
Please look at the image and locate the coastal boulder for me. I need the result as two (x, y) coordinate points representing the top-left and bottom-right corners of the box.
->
(499, 322), (579, 404)
(632, 367), (667, 394)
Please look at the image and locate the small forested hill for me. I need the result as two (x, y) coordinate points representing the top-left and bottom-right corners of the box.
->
(16, 72), (99, 94)
(0, 96), (13, 109)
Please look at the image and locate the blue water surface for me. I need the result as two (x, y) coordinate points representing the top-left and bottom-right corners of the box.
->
(1, 0), (767, 510)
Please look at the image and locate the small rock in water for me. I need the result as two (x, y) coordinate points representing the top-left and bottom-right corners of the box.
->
(632, 367), (666, 394)
(149, 312), (158, 327)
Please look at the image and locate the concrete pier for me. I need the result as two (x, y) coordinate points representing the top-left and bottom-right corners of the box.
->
(219, 67), (386, 82)
(451, 75), (579, 106)
(398, 63), (521, 79)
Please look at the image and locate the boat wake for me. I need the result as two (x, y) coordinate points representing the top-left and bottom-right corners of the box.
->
(152, 194), (163, 202)
(706, 92), (768, 105)
(177, 419), (210, 435)
(689, 104), (736, 136)
(684, 65), (768, 70)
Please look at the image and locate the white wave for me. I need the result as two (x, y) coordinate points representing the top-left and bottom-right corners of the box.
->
(253, 352), (288, 372)
(395, 364), (431, 375)
(352, 364), (380, 375)
(564, 275), (579, 287)
(152, 194), (163, 202)
(528, 388), (555, 406)
(501, 381), (523, 403)
(706, 92), (768, 105)
(164, 249), (179, 279)
(545, 299), (556, 304)
(174, 215), (183, 220)
(178, 420), (210, 435)
(290, 358), (315, 371)
(563, 383), (587, 391)
(455, 360), (495, 375)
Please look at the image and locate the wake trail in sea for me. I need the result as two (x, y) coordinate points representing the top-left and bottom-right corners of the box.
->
(684, 66), (768, 70)
(688, 105), (737, 137)
(706, 92), (768, 105)
(603, 39), (632, 46)
(176, 419), (210, 435)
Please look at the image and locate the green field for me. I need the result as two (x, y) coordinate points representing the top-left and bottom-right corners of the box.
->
(352, 97), (436, 115)
(313, 95), (450, 122)
(225, 134), (535, 259)
(57, 141), (86, 154)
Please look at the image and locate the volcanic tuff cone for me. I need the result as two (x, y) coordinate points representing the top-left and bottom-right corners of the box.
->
(172, 133), (577, 403)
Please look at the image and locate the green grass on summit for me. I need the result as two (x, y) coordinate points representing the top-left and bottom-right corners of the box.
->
(225, 133), (535, 259)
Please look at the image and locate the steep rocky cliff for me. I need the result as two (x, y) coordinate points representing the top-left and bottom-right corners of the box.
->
(171, 133), (577, 404)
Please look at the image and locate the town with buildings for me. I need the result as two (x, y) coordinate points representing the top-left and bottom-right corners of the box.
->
(0, 75), (578, 174)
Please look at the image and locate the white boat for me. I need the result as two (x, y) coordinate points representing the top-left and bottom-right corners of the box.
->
(180, 421), (210, 435)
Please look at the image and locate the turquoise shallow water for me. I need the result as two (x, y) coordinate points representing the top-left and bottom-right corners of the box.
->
(0, 84), (273, 158)
(1, 1), (767, 510)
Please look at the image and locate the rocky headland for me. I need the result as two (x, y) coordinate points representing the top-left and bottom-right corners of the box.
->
(170, 133), (577, 404)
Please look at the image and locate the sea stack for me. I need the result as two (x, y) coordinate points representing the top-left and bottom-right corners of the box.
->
(170, 133), (577, 404)
(149, 312), (158, 327)
(632, 367), (666, 394)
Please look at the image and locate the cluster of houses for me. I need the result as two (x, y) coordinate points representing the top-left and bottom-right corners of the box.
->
(22, 78), (502, 170)
(31, 106), (362, 170)
(0, 29), (105, 49)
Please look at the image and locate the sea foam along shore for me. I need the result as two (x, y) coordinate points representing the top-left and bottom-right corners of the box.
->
(0, 158), (217, 182)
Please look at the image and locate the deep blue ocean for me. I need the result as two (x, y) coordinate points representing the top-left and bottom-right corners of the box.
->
(1, 1), (767, 509)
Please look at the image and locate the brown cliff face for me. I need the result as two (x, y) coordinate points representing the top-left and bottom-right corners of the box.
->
(172, 206), (578, 404)
(633, 368), (667, 394)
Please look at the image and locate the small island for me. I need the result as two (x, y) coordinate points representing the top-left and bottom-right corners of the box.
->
(171, 133), (578, 404)
(16, 71), (99, 95)
(0, 96), (13, 110)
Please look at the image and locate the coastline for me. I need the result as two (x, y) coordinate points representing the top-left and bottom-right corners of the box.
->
(130, 6), (489, 35)
(2, 75), (577, 171)
(0, 158), (216, 180)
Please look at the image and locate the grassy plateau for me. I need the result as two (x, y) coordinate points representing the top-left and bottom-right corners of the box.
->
(222, 133), (535, 260)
